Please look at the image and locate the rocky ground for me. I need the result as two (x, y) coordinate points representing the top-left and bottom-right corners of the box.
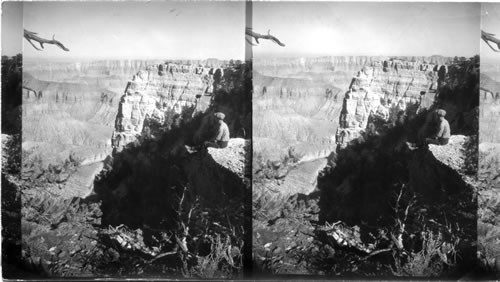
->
(253, 192), (321, 275)
(208, 138), (250, 180)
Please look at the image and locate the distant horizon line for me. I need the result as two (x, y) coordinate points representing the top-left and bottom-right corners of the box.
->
(19, 54), (480, 62)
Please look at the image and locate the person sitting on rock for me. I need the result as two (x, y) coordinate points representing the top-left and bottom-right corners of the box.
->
(425, 109), (450, 145)
(204, 112), (230, 149)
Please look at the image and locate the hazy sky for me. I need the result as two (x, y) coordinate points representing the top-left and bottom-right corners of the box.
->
(2, 2), (22, 56)
(252, 2), (479, 58)
(22, 2), (245, 60)
(1, 2), (484, 60)
(482, 3), (500, 63)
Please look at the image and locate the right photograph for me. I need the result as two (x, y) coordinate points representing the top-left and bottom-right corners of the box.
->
(479, 2), (500, 278)
(252, 2), (480, 278)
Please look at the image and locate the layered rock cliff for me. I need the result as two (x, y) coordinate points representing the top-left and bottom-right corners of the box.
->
(111, 63), (217, 151)
(335, 61), (440, 146)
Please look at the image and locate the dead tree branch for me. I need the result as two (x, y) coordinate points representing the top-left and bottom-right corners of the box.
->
(480, 87), (495, 99)
(246, 28), (285, 47)
(482, 30), (500, 53)
(392, 184), (415, 250)
(24, 29), (70, 52)
(362, 248), (392, 261)
(22, 86), (37, 97)
(147, 251), (178, 263)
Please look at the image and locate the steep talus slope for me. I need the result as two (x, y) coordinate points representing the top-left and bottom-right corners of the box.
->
(253, 158), (326, 220)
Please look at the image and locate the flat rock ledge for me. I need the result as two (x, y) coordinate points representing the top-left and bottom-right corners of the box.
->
(207, 138), (250, 180)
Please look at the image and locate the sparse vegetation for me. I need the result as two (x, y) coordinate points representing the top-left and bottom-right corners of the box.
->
(253, 147), (304, 183)
(21, 150), (82, 185)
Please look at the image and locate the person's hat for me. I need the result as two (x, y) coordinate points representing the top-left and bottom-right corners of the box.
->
(436, 109), (446, 117)
(214, 112), (225, 120)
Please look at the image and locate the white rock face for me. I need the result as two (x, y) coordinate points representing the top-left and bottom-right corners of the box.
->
(112, 63), (223, 151)
(336, 59), (442, 146)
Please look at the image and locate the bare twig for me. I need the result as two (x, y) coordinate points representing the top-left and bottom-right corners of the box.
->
(147, 250), (178, 263)
(392, 185), (416, 250)
(246, 28), (285, 47)
(22, 86), (37, 97)
(362, 248), (392, 260)
(177, 186), (187, 215)
(24, 29), (70, 51)
(394, 184), (404, 212)
(245, 37), (258, 46)
(482, 30), (500, 53)
(480, 87), (495, 99)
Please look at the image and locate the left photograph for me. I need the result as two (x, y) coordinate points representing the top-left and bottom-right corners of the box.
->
(9, 1), (251, 278)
